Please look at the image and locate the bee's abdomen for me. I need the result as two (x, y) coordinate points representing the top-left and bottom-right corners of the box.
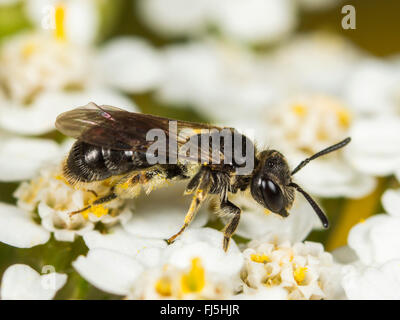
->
(64, 141), (138, 183)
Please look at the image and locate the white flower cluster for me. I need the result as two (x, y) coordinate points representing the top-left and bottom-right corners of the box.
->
(0, 0), (399, 301)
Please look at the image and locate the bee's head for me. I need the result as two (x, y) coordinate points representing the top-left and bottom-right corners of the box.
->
(250, 150), (294, 218)
(250, 138), (352, 229)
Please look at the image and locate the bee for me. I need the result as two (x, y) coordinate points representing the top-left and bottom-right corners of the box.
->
(56, 102), (351, 251)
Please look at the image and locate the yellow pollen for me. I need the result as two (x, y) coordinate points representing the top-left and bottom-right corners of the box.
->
(155, 277), (172, 297)
(54, 3), (66, 41)
(180, 258), (205, 294)
(21, 42), (36, 59)
(293, 266), (307, 285)
(55, 174), (71, 186)
(264, 209), (271, 215)
(291, 104), (307, 117)
(359, 218), (366, 224)
(250, 254), (270, 263)
(336, 108), (352, 128)
(118, 181), (130, 190)
(80, 204), (109, 219)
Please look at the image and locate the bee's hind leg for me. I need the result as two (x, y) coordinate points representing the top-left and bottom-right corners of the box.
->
(69, 188), (117, 217)
(220, 200), (241, 252)
(166, 167), (211, 244)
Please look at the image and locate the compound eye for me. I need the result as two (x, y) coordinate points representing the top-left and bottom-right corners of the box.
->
(260, 179), (284, 213)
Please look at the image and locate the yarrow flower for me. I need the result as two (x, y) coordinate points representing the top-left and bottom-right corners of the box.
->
(0, 264), (67, 300)
(0, 162), (130, 247)
(73, 228), (244, 297)
(240, 239), (344, 299)
(137, 0), (297, 44)
(0, 29), (137, 136)
(257, 94), (376, 198)
(127, 257), (234, 299)
(336, 188), (400, 299)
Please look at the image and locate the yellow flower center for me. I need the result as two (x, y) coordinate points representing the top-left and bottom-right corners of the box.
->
(180, 258), (205, 294)
(291, 104), (307, 117)
(155, 277), (172, 297)
(21, 42), (37, 59)
(293, 266), (307, 285)
(250, 253), (270, 263)
(54, 3), (66, 41)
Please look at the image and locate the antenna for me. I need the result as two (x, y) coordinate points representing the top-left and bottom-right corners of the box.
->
(291, 137), (351, 176)
(289, 182), (329, 228)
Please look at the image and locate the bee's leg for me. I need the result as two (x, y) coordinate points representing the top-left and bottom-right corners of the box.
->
(166, 167), (211, 244)
(221, 200), (241, 252)
(69, 189), (117, 216)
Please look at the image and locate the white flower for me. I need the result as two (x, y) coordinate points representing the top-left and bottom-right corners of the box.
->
(347, 189), (400, 266)
(343, 58), (400, 116)
(0, 32), (92, 105)
(344, 116), (400, 177)
(338, 189), (400, 299)
(272, 33), (362, 96)
(0, 264), (67, 300)
(258, 94), (375, 198)
(342, 260), (400, 300)
(0, 134), (60, 182)
(73, 227), (244, 297)
(0, 30), (138, 135)
(137, 0), (297, 44)
(225, 191), (320, 243)
(137, 0), (212, 37)
(0, 202), (51, 248)
(213, 0), (297, 44)
(95, 37), (164, 93)
(0, 162), (130, 247)
(240, 239), (344, 299)
(156, 39), (276, 122)
(128, 256), (235, 299)
(25, 0), (100, 46)
(73, 248), (145, 296)
(121, 181), (209, 239)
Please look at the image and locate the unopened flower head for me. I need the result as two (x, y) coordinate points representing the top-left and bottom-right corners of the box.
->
(241, 239), (342, 299)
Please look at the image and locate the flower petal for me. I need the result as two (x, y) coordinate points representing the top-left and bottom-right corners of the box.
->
(0, 203), (50, 248)
(214, 0), (296, 44)
(97, 37), (164, 92)
(345, 117), (400, 176)
(342, 260), (400, 300)
(137, 0), (211, 37)
(163, 228), (244, 281)
(122, 182), (208, 239)
(348, 214), (400, 265)
(294, 156), (376, 198)
(0, 88), (136, 135)
(230, 193), (319, 243)
(83, 227), (167, 258)
(1, 264), (66, 300)
(0, 136), (60, 182)
(72, 248), (144, 296)
(382, 189), (400, 218)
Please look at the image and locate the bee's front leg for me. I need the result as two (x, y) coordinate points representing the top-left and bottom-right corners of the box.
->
(221, 200), (241, 252)
(166, 167), (212, 244)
